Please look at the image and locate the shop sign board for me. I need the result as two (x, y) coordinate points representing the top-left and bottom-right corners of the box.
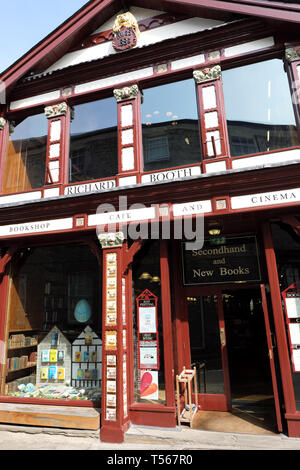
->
(231, 188), (300, 210)
(182, 236), (261, 285)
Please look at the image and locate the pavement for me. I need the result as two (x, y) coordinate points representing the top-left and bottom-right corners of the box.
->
(0, 422), (300, 451)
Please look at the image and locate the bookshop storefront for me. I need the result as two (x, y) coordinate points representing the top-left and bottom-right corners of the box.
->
(1, 203), (300, 440)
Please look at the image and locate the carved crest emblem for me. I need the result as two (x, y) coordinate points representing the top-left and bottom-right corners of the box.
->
(112, 12), (140, 52)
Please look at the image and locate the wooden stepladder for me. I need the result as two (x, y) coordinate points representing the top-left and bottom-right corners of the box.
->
(176, 367), (198, 426)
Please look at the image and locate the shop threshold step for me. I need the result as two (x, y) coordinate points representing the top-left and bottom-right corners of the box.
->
(0, 403), (100, 430)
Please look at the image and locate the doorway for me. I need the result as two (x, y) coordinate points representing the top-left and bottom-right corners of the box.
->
(222, 288), (277, 432)
(182, 285), (282, 434)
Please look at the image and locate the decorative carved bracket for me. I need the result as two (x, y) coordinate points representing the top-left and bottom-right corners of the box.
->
(281, 216), (300, 236)
(0, 245), (20, 280)
(45, 102), (68, 119)
(113, 84), (139, 102)
(193, 65), (221, 84)
(285, 47), (300, 63)
(0, 117), (6, 131)
(98, 232), (125, 249)
(122, 238), (144, 275)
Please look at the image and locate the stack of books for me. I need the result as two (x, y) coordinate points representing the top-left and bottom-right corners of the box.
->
(8, 334), (38, 349)
(6, 355), (30, 371)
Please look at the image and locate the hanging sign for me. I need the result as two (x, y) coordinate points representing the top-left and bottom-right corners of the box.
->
(137, 289), (159, 370)
(282, 282), (300, 372)
(182, 236), (261, 285)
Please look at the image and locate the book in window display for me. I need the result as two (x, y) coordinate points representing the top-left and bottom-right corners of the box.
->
(71, 326), (102, 401)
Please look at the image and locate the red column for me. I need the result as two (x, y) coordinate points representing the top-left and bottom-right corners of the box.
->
(44, 102), (71, 195)
(113, 85), (143, 186)
(160, 240), (175, 409)
(194, 65), (230, 160)
(98, 232), (129, 443)
(0, 247), (18, 394)
(285, 47), (300, 138)
(262, 222), (296, 414)
(0, 118), (9, 194)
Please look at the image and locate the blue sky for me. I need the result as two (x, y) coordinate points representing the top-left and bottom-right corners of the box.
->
(0, 0), (88, 74)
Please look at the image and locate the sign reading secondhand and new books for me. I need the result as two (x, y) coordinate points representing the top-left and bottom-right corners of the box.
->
(182, 236), (261, 285)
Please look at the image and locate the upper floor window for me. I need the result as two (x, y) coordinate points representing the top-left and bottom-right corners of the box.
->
(69, 97), (118, 183)
(2, 113), (47, 194)
(223, 59), (300, 157)
(141, 79), (202, 172)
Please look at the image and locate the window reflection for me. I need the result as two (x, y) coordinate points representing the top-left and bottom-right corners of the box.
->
(223, 59), (300, 157)
(142, 79), (202, 171)
(3, 114), (47, 194)
(69, 98), (118, 182)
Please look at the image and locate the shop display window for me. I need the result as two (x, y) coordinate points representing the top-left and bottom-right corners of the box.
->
(132, 240), (166, 404)
(2, 243), (101, 403)
(271, 222), (300, 410)
(69, 97), (118, 183)
(141, 79), (202, 172)
(223, 59), (300, 157)
(2, 113), (47, 194)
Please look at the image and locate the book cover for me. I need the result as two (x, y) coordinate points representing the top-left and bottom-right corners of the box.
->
(49, 349), (57, 362)
(58, 368), (65, 380)
(84, 369), (91, 380)
(57, 350), (64, 362)
(91, 351), (97, 362)
(42, 350), (50, 363)
(75, 351), (81, 362)
(41, 368), (48, 380)
(83, 351), (89, 362)
(49, 366), (57, 380)
(77, 368), (83, 380)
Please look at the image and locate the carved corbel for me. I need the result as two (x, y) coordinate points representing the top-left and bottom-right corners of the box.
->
(285, 47), (300, 63)
(98, 232), (125, 249)
(44, 102), (68, 119)
(193, 65), (222, 84)
(113, 84), (139, 102)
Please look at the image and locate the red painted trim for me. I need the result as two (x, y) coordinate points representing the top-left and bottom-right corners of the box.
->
(0, 271), (9, 394)
(161, 0), (300, 23)
(0, 125), (8, 195)
(100, 245), (128, 443)
(261, 222), (296, 414)
(126, 268), (134, 408)
(260, 283), (283, 432)
(160, 240), (176, 408)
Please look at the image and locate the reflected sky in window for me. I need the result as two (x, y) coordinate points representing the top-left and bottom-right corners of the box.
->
(142, 79), (198, 125)
(12, 113), (48, 140)
(71, 97), (117, 135)
(223, 59), (296, 126)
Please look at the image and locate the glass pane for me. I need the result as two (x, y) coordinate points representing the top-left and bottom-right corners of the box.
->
(69, 98), (118, 182)
(3, 114), (47, 194)
(223, 59), (300, 157)
(132, 241), (165, 404)
(271, 222), (300, 410)
(142, 79), (202, 172)
(188, 295), (224, 394)
(3, 243), (101, 403)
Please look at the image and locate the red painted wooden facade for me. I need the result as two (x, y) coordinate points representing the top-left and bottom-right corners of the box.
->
(0, 0), (300, 442)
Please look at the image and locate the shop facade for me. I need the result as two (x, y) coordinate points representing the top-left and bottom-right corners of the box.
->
(1, 0), (300, 442)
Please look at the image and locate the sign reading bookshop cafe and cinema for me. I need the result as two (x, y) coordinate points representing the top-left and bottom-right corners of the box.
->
(182, 236), (261, 285)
